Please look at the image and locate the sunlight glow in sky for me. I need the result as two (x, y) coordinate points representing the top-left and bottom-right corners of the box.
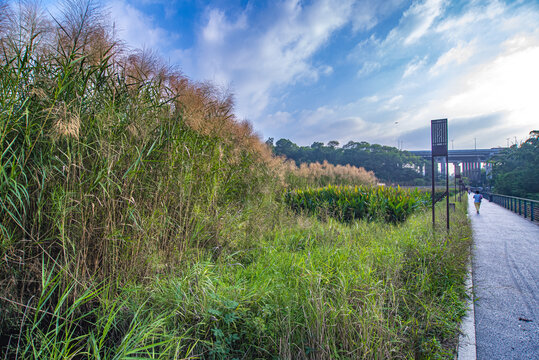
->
(102, 0), (539, 149)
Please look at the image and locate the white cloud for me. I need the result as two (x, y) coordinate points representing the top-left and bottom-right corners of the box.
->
(399, 0), (445, 45)
(429, 41), (475, 76)
(350, 0), (406, 32)
(320, 65), (334, 76)
(202, 8), (247, 44)
(265, 105), (375, 145)
(351, 0), (445, 80)
(341, 1), (539, 149)
(396, 36), (539, 149)
(186, 0), (357, 121)
(434, 1), (503, 35)
(444, 43), (539, 121)
(357, 61), (380, 77)
(386, 94), (403, 105)
(263, 111), (293, 129)
(363, 95), (380, 103)
(109, 0), (173, 50)
(402, 56), (427, 78)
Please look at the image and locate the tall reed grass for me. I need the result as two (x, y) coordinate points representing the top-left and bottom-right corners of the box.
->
(0, 0), (276, 282)
(0, 2), (280, 346)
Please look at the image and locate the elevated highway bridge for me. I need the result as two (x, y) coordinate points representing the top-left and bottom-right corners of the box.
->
(410, 148), (505, 180)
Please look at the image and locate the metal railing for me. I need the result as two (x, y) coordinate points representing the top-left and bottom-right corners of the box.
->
(484, 193), (539, 222)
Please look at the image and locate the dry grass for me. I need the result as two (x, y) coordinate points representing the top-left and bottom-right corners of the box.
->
(286, 160), (377, 187)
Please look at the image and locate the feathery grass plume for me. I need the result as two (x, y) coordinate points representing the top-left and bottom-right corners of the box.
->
(286, 160), (377, 188)
(49, 101), (80, 139)
(1, 1), (50, 49)
(53, 0), (112, 57)
(171, 79), (275, 179)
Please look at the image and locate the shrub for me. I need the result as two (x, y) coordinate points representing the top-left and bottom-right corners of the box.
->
(285, 185), (431, 223)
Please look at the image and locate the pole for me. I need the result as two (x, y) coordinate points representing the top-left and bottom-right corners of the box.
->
(446, 157), (450, 230)
(432, 156), (436, 227)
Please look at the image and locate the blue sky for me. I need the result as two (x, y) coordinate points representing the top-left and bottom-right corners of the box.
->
(79, 1), (539, 149)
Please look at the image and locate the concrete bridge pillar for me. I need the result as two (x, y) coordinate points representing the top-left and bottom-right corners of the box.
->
(454, 163), (461, 180)
(471, 162), (482, 182)
(485, 162), (492, 178)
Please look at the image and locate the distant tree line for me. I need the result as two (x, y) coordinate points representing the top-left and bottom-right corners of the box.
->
(266, 138), (427, 184)
(491, 131), (539, 200)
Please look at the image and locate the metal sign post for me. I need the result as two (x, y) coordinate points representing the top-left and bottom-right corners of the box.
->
(431, 119), (449, 230)
(431, 155), (436, 226)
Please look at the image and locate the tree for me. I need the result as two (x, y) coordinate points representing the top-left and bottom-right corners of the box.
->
(343, 141), (359, 149)
(327, 140), (339, 148)
(273, 138), (426, 184)
(491, 134), (539, 199)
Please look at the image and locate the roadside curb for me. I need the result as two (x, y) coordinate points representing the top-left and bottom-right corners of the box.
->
(456, 257), (476, 360)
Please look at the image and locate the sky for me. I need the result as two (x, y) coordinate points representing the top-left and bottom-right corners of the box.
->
(58, 0), (539, 149)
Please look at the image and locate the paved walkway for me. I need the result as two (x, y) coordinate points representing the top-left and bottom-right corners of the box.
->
(467, 194), (539, 359)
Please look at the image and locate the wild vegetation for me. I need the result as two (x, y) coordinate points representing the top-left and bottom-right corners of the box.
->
(1, 1), (472, 359)
(286, 185), (430, 223)
(269, 138), (427, 185)
(284, 160), (377, 188)
(490, 131), (539, 200)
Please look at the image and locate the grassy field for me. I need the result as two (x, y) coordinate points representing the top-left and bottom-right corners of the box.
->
(0, 1), (472, 359)
(2, 198), (471, 359)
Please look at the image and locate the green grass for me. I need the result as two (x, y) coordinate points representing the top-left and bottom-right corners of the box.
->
(2, 261), (195, 359)
(3, 200), (471, 359)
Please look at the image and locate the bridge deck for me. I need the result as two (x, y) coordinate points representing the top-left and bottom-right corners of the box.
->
(410, 148), (503, 162)
(467, 195), (539, 359)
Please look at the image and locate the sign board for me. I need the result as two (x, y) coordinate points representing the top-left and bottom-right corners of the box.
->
(431, 119), (448, 157)
(455, 164), (461, 178)
(431, 118), (449, 230)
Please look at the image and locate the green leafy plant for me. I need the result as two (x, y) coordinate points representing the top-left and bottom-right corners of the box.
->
(285, 185), (430, 223)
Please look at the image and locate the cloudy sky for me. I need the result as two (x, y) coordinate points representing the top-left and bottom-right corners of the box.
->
(87, 0), (539, 149)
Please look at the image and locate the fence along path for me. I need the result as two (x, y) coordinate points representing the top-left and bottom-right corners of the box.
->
(486, 193), (539, 222)
(468, 194), (539, 359)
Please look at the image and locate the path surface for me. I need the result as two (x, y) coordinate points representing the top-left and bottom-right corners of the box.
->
(468, 194), (539, 359)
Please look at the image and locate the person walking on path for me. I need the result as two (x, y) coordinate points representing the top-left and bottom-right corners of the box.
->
(473, 191), (483, 214)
